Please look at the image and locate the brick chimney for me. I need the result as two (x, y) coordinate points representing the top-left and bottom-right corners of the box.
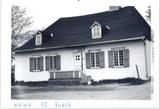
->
(109, 6), (121, 11)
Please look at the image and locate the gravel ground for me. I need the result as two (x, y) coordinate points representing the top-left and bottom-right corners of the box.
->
(11, 82), (151, 100)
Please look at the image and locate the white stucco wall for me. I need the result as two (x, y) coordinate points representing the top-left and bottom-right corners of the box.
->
(15, 49), (75, 82)
(15, 40), (151, 82)
(83, 40), (150, 81)
(145, 40), (151, 78)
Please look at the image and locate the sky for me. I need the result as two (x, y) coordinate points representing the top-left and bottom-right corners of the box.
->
(12, 0), (150, 30)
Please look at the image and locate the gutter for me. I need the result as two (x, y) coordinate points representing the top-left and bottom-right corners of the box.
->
(15, 36), (145, 53)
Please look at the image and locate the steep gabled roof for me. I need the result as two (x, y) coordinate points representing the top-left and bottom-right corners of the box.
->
(15, 6), (151, 53)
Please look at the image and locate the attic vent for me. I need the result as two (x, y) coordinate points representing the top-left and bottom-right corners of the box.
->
(106, 25), (111, 30)
(51, 33), (54, 37)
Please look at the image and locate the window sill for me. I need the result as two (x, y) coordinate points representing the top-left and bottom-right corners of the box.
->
(113, 66), (125, 68)
(90, 67), (102, 69)
(49, 69), (57, 72)
(32, 70), (41, 72)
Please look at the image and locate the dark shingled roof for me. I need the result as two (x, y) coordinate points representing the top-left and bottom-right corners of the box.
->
(15, 6), (151, 52)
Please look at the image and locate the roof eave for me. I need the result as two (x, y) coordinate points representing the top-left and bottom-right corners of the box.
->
(15, 36), (145, 53)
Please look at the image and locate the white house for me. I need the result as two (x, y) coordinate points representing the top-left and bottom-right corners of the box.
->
(14, 6), (151, 83)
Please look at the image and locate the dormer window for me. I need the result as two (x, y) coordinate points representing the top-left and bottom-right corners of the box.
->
(90, 21), (102, 39)
(35, 32), (42, 46)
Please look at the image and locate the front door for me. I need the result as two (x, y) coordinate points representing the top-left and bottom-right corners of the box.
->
(74, 52), (82, 70)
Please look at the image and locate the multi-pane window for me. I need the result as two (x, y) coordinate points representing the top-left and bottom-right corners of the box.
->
(45, 55), (61, 71)
(113, 50), (124, 67)
(91, 21), (102, 39)
(108, 48), (129, 68)
(49, 56), (57, 70)
(33, 58), (40, 70)
(35, 32), (42, 46)
(92, 26), (102, 39)
(86, 50), (105, 69)
(119, 50), (124, 66)
(75, 55), (80, 61)
(93, 27), (101, 38)
(113, 51), (119, 66)
(90, 51), (100, 68)
(30, 57), (43, 72)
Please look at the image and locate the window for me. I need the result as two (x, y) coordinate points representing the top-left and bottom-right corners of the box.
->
(75, 55), (80, 61)
(92, 26), (102, 39)
(113, 50), (124, 67)
(90, 51), (100, 68)
(108, 49), (129, 68)
(45, 55), (61, 71)
(49, 56), (57, 70)
(86, 50), (105, 69)
(30, 57), (43, 72)
(91, 21), (102, 39)
(35, 32), (42, 46)
(93, 27), (101, 38)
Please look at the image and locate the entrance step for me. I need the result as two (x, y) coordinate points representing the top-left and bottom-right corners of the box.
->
(48, 79), (81, 85)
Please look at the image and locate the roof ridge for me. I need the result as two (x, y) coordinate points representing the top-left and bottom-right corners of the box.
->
(59, 6), (135, 20)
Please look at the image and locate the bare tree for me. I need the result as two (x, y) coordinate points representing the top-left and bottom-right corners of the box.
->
(11, 6), (37, 81)
(12, 6), (34, 50)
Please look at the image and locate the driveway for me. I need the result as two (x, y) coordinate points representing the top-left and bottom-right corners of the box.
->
(11, 82), (151, 100)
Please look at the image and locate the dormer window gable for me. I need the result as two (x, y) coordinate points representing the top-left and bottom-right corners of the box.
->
(90, 21), (102, 39)
(35, 31), (42, 46)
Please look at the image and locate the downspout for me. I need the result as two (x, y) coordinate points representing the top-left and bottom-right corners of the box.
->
(142, 38), (149, 79)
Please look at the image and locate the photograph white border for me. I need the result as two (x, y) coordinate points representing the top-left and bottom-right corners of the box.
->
(0, 0), (159, 108)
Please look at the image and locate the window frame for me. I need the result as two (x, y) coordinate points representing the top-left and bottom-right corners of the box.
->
(35, 32), (42, 46)
(48, 55), (57, 71)
(90, 21), (102, 39)
(113, 49), (125, 68)
(90, 50), (100, 68)
(30, 56), (43, 72)
(92, 26), (102, 39)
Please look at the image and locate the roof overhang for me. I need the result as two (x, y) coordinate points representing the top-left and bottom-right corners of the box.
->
(15, 36), (145, 53)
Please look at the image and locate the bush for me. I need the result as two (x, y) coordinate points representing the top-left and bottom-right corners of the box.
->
(91, 78), (147, 85)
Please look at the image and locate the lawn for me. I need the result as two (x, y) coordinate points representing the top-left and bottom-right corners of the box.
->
(11, 82), (151, 100)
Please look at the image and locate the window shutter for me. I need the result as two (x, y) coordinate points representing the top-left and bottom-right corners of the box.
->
(40, 57), (43, 71)
(29, 58), (34, 72)
(86, 52), (91, 69)
(124, 49), (129, 67)
(56, 55), (61, 70)
(99, 51), (105, 68)
(45, 56), (49, 71)
(108, 50), (114, 68)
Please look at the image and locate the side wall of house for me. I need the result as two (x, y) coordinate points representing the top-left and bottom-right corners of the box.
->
(15, 40), (151, 82)
(145, 40), (151, 79)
